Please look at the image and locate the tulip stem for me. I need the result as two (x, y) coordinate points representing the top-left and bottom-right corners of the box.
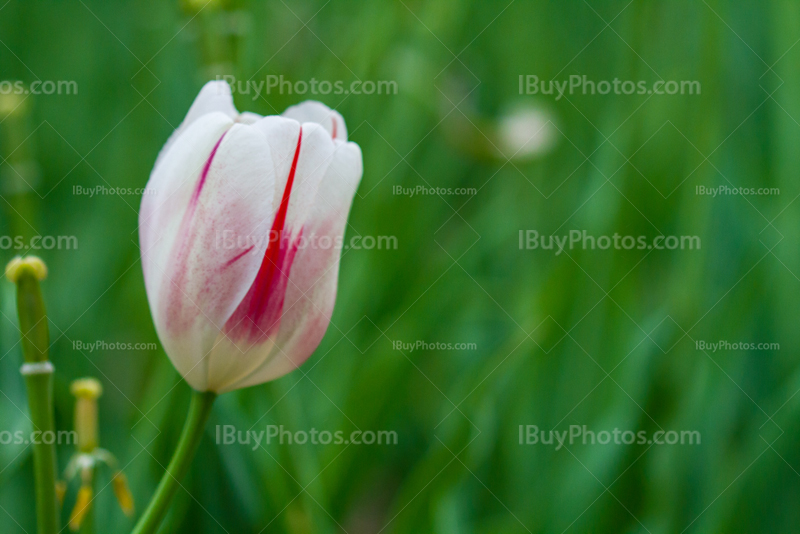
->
(130, 389), (216, 534)
(11, 261), (59, 534)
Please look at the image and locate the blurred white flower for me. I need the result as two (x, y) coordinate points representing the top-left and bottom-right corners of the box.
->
(496, 105), (556, 161)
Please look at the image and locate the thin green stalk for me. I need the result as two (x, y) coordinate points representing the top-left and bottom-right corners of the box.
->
(23, 368), (58, 534)
(131, 390), (216, 534)
(10, 259), (58, 534)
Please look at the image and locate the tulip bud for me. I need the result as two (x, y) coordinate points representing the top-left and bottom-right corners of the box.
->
(70, 378), (102, 453)
(140, 81), (362, 393)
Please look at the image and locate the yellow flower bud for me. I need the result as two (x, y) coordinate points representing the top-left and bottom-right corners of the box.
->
(0, 92), (28, 118)
(112, 472), (135, 517)
(5, 255), (47, 283)
(55, 480), (67, 506)
(70, 378), (102, 399)
(68, 484), (93, 531)
(70, 378), (102, 453)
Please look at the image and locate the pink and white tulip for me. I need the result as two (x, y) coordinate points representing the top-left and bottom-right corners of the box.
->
(139, 81), (362, 393)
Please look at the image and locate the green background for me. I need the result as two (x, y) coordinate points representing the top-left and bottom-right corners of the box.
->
(1, 0), (799, 532)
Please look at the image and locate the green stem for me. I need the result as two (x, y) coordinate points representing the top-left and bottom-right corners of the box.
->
(13, 266), (58, 534)
(130, 390), (216, 534)
(23, 368), (58, 534)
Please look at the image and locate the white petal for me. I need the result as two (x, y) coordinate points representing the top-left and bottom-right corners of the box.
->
(140, 112), (234, 308)
(282, 101), (348, 141)
(212, 121), (338, 390)
(154, 81), (239, 170)
(182, 81), (239, 125)
(141, 121), (276, 391)
(222, 141), (363, 392)
(237, 111), (263, 125)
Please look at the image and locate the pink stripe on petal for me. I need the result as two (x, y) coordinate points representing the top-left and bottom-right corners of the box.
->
(164, 131), (228, 332)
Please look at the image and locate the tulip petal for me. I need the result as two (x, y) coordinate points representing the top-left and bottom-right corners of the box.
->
(141, 120), (275, 391)
(237, 111), (263, 125)
(209, 120), (337, 391)
(282, 101), (348, 141)
(140, 112), (234, 303)
(154, 81), (239, 169)
(222, 140), (362, 392)
(181, 80), (239, 125)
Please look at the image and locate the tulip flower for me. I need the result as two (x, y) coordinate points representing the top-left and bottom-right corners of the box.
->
(133, 83), (362, 534)
(139, 81), (363, 394)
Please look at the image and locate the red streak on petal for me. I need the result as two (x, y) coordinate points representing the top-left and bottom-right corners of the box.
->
(224, 127), (303, 342)
(331, 116), (338, 139)
(191, 132), (227, 208)
(223, 245), (255, 268)
(249, 128), (302, 313)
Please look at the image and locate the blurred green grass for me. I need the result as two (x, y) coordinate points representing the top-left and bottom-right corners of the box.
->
(2, 0), (800, 532)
